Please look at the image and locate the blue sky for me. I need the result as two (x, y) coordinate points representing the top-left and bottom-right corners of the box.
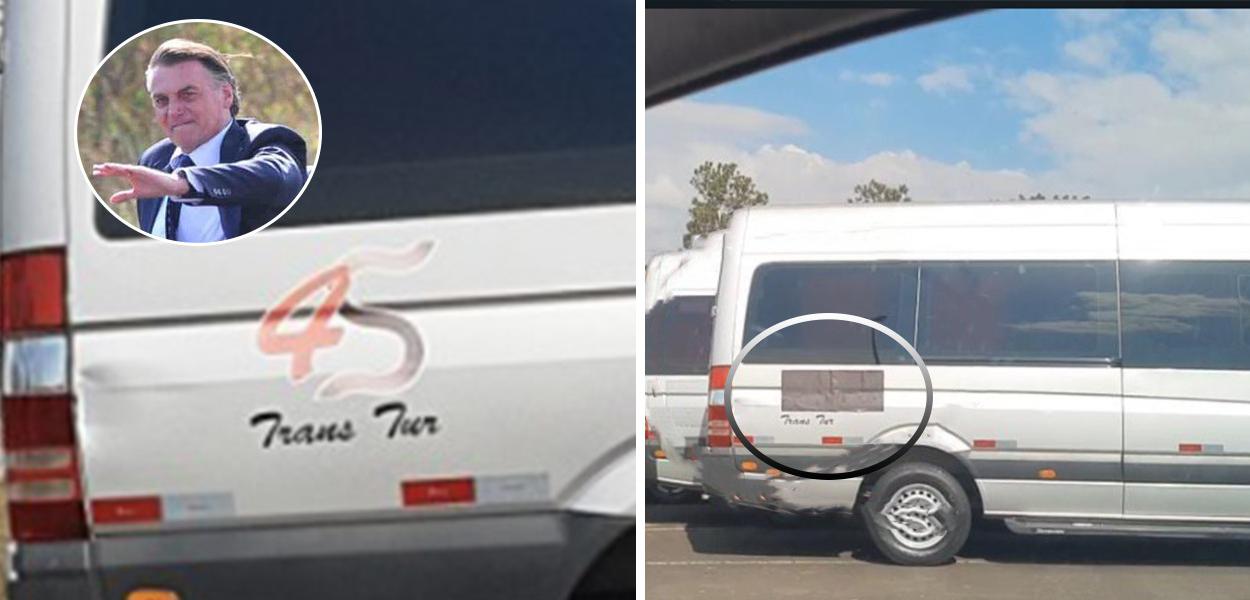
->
(692, 10), (1153, 173)
(646, 9), (1250, 257)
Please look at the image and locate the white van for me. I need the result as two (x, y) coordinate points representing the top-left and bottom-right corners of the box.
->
(644, 234), (721, 502)
(701, 201), (1250, 565)
(2, 2), (635, 598)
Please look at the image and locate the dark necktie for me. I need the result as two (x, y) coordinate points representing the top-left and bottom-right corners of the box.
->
(165, 154), (195, 241)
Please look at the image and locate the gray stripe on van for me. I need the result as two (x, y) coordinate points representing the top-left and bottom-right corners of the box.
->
(1125, 463), (1250, 486)
(71, 287), (635, 332)
(969, 459), (1120, 482)
(971, 459), (1250, 486)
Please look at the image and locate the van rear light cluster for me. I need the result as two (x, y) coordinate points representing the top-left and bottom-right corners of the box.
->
(644, 418), (657, 442)
(706, 365), (732, 448)
(1, 248), (88, 542)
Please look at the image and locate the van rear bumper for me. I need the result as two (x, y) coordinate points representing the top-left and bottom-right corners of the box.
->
(646, 439), (701, 490)
(701, 453), (862, 513)
(8, 510), (632, 600)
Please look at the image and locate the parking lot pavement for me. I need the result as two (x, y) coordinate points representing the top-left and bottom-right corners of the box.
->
(646, 500), (1250, 600)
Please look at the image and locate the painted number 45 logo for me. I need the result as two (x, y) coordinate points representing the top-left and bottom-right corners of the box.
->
(257, 241), (436, 401)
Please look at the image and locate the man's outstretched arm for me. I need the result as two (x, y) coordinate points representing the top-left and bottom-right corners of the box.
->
(179, 141), (306, 208)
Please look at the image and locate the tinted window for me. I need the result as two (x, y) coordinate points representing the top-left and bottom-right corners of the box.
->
(97, 0), (634, 238)
(743, 263), (918, 365)
(1242, 275), (1250, 346)
(1122, 261), (1250, 371)
(916, 261), (1118, 363)
(645, 296), (714, 376)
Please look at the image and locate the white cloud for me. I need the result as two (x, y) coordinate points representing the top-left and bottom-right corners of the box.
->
(647, 99), (808, 143)
(1007, 9), (1250, 199)
(645, 101), (805, 257)
(645, 100), (1039, 257)
(840, 69), (898, 87)
(917, 65), (974, 95)
(1063, 33), (1124, 69)
(742, 146), (1033, 209)
(645, 10), (1250, 258)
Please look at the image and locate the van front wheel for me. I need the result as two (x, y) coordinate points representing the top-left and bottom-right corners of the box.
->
(860, 462), (971, 566)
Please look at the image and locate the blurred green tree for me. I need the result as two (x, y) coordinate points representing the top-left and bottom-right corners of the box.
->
(683, 161), (770, 248)
(847, 180), (911, 204)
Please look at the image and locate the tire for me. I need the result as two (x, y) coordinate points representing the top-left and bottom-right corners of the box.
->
(859, 462), (972, 566)
(646, 482), (700, 504)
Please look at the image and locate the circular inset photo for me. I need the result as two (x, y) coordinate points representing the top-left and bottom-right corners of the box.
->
(77, 19), (321, 244)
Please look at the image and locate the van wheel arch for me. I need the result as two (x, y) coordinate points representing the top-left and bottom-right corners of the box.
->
(854, 446), (984, 520)
(567, 526), (634, 600)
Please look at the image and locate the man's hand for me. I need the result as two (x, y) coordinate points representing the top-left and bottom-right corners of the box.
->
(92, 163), (191, 204)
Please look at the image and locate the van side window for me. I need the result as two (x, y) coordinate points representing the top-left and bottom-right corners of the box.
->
(1122, 262), (1250, 371)
(742, 263), (918, 365)
(95, 0), (634, 239)
(645, 296), (715, 376)
(1241, 275), (1250, 345)
(916, 261), (1118, 363)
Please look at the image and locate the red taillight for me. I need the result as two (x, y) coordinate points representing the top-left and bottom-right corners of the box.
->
(8, 501), (88, 542)
(706, 365), (732, 448)
(1, 249), (66, 334)
(644, 418), (657, 442)
(708, 365), (730, 391)
(1, 248), (87, 542)
(707, 404), (731, 448)
(3, 396), (76, 448)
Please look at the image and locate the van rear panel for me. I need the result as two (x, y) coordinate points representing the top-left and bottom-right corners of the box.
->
(7, 0), (636, 597)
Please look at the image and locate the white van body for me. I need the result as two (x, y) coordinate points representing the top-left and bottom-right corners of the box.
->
(701, 201), (1250, 564)
(2, 1), (635, 598)
(644, 234), (721, 498)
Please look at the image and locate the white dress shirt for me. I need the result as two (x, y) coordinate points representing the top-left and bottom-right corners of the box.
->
(151, 121), (232, 242)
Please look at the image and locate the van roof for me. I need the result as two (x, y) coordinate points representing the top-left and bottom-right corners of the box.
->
(731, 200), (1250, 258)
(646, 233), (723, 307)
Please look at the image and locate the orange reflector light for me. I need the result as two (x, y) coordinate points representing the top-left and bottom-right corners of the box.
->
(127, 590), (180, 600)
(822, 436), (843, 445)
(973, 439), (997, 449)
(740, 460), (758, 472)
(1179, 443), (1202, 454)
(766, 468), (781, 477)
(1038, 469), (1057, 480)
(653, 449), (666, 459)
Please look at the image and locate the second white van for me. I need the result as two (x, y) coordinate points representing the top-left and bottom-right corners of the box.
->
(644, 234), (721, 502)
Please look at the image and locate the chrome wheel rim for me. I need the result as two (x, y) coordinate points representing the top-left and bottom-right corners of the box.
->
(880, 483), (949, 550)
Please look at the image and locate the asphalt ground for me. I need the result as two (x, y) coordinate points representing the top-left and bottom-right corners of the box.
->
(646, 498), (1250, 600)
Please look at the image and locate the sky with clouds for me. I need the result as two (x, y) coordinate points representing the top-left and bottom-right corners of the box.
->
(645, 9), (1250, 258)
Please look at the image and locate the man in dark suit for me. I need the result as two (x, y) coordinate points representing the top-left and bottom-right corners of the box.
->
(93, 39), (307, 242)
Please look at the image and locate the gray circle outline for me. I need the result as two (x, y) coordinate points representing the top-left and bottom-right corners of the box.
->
(724, 312), (934, 481)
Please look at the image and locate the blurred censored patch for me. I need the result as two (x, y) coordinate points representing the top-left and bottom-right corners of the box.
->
(781, 370), (884, 412)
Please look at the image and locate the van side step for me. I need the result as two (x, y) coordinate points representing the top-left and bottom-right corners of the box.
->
(1004, 517), (1250, 540)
